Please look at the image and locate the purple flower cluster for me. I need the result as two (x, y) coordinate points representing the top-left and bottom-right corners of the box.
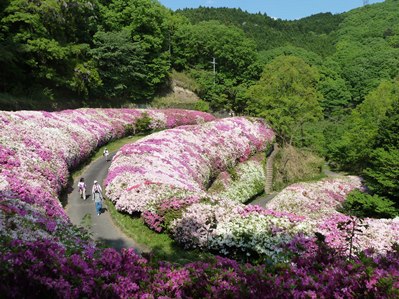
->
(2, 224), (399, 298)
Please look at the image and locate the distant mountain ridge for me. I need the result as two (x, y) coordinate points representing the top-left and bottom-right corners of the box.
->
(176, 7), (344, 56)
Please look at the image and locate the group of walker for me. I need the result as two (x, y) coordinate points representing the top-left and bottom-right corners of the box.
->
(76, 147), (110, 215)
(77, 178), (104, 216)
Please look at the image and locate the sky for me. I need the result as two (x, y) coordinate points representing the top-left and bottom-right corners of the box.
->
(158, 0), (385, 20)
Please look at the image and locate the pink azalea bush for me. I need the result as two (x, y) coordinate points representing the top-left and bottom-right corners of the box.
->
(267, 176), (399, 253)
(0, 108), (214, 221)
(105, 117), (275, 213)
(2, 195), (398, 299)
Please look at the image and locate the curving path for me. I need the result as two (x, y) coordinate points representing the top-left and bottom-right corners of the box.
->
(65, 152), (148, 253)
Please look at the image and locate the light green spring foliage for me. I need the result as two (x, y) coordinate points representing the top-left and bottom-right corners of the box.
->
(330, 80), (399, 171)
(246, 55), (323, 145)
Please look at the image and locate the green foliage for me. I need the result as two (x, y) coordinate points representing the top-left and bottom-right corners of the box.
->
(0, 0), (100, 96)
(365, 147), (399, 203)
(101, 0), (173, 97)
(258, 46), (323, 66)
(333, 1), (399, 105)
(329, 80), (399, 171)
(172, 20), (258, 81)
(339, 190), (398, 219)
(246, 55), (323, 145)
(194, 100), (210, 112)
(69, 61), (102, 98)
(177, 8), (341, 56)
(317, 63), (352, 117)
(90, 30), (146, 100)
(135, 112), (153, 134)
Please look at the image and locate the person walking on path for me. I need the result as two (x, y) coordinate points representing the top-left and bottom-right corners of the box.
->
(92, 180), (103, 215)
(103, 148), (110, 162)
(78, 177), (87, 200)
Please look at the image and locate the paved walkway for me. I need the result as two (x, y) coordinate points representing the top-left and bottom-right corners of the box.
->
(248, 192), (277, 207)
(249, 161), (343, 208)
(65, 152), (148, 253)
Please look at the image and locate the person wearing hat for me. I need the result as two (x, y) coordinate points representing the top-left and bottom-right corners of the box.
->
(92, 180), (103, 215)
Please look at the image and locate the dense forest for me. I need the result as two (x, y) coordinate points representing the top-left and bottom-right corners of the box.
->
(0, 0), (398, 214)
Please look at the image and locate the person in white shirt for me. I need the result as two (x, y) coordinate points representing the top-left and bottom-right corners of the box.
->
(77, 177), (86, 200)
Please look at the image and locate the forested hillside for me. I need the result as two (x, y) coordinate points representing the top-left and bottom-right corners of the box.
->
(0, 0), (174, 109)
(174, 1), (399, 215)
(1, 0), (398, 211)
(177, 7), (342, 56)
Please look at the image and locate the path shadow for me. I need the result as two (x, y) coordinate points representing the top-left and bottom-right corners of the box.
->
(96, 237), (141, 252)
(59, 175), (75, 208)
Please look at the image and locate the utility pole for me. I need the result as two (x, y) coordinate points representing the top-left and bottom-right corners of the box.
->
(210, 57), (217, 84)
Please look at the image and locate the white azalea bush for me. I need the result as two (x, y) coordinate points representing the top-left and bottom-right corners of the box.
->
(266, 176), (399, 253)
(105, 117), (275, 213)
(208, 153), (265, 203)
(170, 199), (312, 262)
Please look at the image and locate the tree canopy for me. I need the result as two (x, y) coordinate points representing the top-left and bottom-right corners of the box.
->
(246, 55), (323, 145)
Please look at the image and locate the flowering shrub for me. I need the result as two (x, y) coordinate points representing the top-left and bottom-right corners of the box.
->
(1, 107), (398, 297)
(267, 176), (399, 253)
(208, 153), (265, 203)
(169, 199), (312, 262)
(105, 117), (275, 213)
(0, 108), (214, 221)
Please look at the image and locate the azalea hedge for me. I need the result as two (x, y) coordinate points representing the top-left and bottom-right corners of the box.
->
(105, 117), (275, 213)
(268, 177), (399, 254)
(1, 109), (398, 297)
(1, 196), (399, 298)
(0, 108), (214, 221)
(105, 117), (398, 265)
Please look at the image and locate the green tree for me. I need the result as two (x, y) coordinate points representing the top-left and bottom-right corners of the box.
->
(317, 61), (352, 117)
(172, 20), (258, 82)
(101, 0), (173, 98)
(0, 0), (100, 97)
(364, 99), (399, 202)
(329, 80), (399, 171)
(246, 55), (323, 145)
(90, 30), (146, 100)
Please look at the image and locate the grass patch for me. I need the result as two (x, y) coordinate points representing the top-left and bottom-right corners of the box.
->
(106, 200), (213, 264)
(273, 144), (326, 191)
(80, 213), (92, 230)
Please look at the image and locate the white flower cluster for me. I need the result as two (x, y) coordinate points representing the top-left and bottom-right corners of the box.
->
(209, 154), (265, 203)
(170, 199), (311, 262)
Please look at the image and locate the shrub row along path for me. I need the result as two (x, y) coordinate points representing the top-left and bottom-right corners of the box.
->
(65, 151), (148, 253)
